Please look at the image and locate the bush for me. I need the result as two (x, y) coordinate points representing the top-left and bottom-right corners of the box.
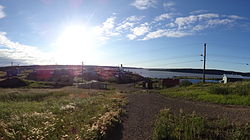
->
(153, 109), (205, 140)
(209, 85), (250, 96)
(180, 80), (193, 87)
(231, 85), (250, 96)
(209, 86), (230, 95)
(153, 109), (250, 140)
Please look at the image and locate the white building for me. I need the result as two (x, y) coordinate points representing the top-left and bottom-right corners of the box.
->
(222, 74), (244, 84)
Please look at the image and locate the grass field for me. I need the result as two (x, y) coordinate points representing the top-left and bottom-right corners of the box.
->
(0, 87), (126, 139)
(160, 81), (250, 106)
(153, 109), (250, 140)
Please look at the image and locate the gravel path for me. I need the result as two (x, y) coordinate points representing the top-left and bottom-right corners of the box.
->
(121, 93), (250, 140)
(109, 84), (250, 140)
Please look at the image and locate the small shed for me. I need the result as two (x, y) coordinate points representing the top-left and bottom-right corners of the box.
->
(142, 79), (153, 89)
(162, 78), (180, 88)
(222, 74), (243, 84)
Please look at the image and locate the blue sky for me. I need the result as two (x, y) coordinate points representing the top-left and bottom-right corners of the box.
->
(0, 0), (250, 72)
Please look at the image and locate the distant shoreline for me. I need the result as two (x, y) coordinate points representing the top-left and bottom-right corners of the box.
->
(0, 65), (249, 76)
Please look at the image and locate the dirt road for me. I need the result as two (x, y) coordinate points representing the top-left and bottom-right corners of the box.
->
(110, 84), (250, 140)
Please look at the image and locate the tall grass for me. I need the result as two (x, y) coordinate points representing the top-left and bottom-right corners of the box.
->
(0, 87), (126, 139)
(160, 81), (250, 106)
(153, 109), (250, 140)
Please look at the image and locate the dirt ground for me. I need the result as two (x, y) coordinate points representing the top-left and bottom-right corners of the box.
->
(109, 84), (250, 140)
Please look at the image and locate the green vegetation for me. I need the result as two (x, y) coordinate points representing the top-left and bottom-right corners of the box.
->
(153, 109), (250, 140)
(180, 80), (193, 87)
(24, 80), (55, 88)
(160, 81), (250, 106)
(0, 71), (6, 77)
(0, 87), (126, 139)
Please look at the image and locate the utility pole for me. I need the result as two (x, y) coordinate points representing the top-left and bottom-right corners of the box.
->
(203, 43), (207, 83)
(82, 62), (84, 83)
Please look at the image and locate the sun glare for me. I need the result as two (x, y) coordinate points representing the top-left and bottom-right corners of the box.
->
(54, 25), (96, 64)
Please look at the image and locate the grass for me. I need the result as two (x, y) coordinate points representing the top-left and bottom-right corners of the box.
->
(0, 71), (6, 77)
(153, 109), (250, 140)
(0, 87), (126, 139)
(24, 80), (55, 88)
(160, 81), (250, 106)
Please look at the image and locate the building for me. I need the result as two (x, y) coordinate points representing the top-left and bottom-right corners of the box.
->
(162, 78), (180, 88)
(222, 74), (244, 84)
(142, 79), (153, 89)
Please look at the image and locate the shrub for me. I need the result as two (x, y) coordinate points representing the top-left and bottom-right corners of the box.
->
(153, 109), (250, 140)
(153, 109), (205, 140)
(231, 85), (250, 96)
(209, 85), (250, 96)
(180, 80), (193, 87)
(209, 86), (230, 95)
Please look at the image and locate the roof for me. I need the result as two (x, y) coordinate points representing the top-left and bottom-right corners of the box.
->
(223, 74), (244, 79)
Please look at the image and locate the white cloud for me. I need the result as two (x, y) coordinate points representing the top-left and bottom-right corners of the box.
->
(163, 1), (175, 11)
(207, 19), (234, 26)
(163, 1), (175, 8)
(154, 13), (172, 21)
(131, 0), (156, 10)
(143, 29), (191, 40)
(175, 13), (219, 28)
(189, 10), (208, 15)
(0, 5), (6, 19)
(115, 16), (144, 31)
(227, 15), (246, 20)
(166, 23), (176, 28)
(126, 15), (145, 22)
(0, 32), (51, 65)
(192, 25), (207, 31)
(114, 11), (245, 41)
(94, 16), (120, 42)
(143, 29), (165, 39)
(101, 17), (117, 35)
(172, 13), (243, 32)
(116, 22), (135, 31)
(116, 16), (145, 35)
(126, 23), (149, 40)
(97, 13), (246, 41)
(132, 25), (149, 36)
(127, 34), (137, 40)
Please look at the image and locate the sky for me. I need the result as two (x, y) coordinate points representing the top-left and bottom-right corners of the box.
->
(0, 0), (250, 72)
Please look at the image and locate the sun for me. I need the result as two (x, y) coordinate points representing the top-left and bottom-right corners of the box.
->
(54, 25), (96, 64)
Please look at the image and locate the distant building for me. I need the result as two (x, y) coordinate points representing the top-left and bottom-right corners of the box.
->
(222, 74), (244, 84)
(162, 78), (180, 88)
(143, 79), (153, 89)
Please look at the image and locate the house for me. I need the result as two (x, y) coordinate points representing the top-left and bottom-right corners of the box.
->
(222, 74), (244, 84)
(162, 78), (180, 88)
